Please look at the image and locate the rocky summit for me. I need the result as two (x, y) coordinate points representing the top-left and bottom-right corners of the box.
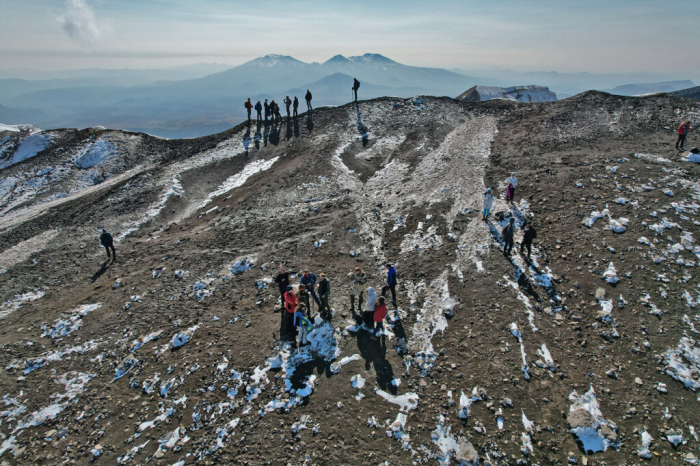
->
(1, 92), (700, 465)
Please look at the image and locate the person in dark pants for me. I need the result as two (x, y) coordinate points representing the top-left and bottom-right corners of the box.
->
(381, 263), (397, 306)
(520, 221), (537, 259)
(274, 101), (282, 121)
(300, 270), (322, 309)
(305, 90), (313, 112)
(254, 101), (263, 122)
(677, 121), (690, 150)
(283, 285), (299, 341)
(352, 78), (360, 102)
(372, 296), (387, 340)
(275, 266), (293, 306)
(269, 100), (277, 123)
(244, 98), (253, 123)
(293, 97), (299, 118)
(264, 99), (270, 122)
(502, 217), (516, 257)
(100, 229), (115, 261)
(283, 96), (292, 119)
(318, 273), (331, 320)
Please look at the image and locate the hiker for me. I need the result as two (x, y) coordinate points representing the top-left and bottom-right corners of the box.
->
(520, 221), (537, 259)
(100, 229), (115, 261)
(483, 188), (494, 221)
(269, 100), (277, 123)
(372, 296), (387, 340)
(305, 90), (313, 112)
(365, 287), (378, 329)
(294, 303), (312, 348)
(293, 96), (299, 118)
(254, 101), (263, 122)
(284, 96), (292, 119)
(677, 121), (690, 150)
(244, 98), (253, 122)
(352, 78), (360, 102)
(283, 285), (300, 340)
(275, 266), (293, 306)
(318, 273), (331, 320)
(274, 101), (282, 121)
(381, 263), (397, 306)
(502, 217), (516, 257)
(347, 267), (367, 313)
(264, 99), (270, 121)
(300, 270), (322, 309)
(505, 173), (517, 204)
(298, 283), (310, 311)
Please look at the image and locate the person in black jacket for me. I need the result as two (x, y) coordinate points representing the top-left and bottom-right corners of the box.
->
(305, 90), (313, 112)
(264, 99), (270, 122)
(275, 266), (294, 306)
(520, 221), (537, 259)
(293, 96), (299, 118)
(352, 78), (360, 102)
(100, 229), (115, 261)
(501, 218), (516, 257)
(318, 273), (331, 320)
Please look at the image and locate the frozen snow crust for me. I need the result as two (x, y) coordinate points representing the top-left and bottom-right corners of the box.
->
(2, 92), (700, 464)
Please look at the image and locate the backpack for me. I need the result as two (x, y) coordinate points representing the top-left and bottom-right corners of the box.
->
(301, 316), (314, 332)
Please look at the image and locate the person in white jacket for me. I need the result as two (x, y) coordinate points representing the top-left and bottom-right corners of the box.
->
(482, 188), (494, 221)
(505, 173), (517, 203)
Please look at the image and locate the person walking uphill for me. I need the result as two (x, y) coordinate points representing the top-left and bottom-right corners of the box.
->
(483, 188), (494, 221)
(520, 221), (537, 259)
(381, 263), (397, 307)
(318, 273), (331, 320)
(244, 98), (253, 123)
(502, 217), (516, 257)
(305, 90), (313, 112)
(300, 270), (322, 309)
(100, 229), (115, 261)
(677, 121), (690, 150)
(352, 78), (360, 102)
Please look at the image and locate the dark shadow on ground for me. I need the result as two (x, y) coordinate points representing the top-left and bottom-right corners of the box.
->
(355, 102), (369, 147)
(306, 113), (314, 133)
(242, 125), (251, 155)
(91, 260), (111, 283)
(254, 121), (261, 150)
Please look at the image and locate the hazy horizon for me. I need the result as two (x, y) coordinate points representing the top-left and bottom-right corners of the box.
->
(2, 0), (698, 78)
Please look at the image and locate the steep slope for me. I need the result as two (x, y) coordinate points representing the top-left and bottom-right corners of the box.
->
(0, 93), (699, 465)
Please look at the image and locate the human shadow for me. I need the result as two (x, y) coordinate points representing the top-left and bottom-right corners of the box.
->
(254, 121), (262, 150)
(263, 120), (271, 147)
(242, 125), (251, 155)
(91, 260), (111, 283)
(269, 119), (281, 146)
(355, 102), (369, 147)
(294, 117), (300, 138)
(306, 113), (314, 133)
(354, 329), (397, 394)
(285, 118), (293, 141)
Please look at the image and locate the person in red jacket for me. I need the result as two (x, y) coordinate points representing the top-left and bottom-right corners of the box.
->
(677, 121), (690, 150)
(372, 296), (387, 340)
(244, 98), (253, 123)
(282, 285), (299, 341)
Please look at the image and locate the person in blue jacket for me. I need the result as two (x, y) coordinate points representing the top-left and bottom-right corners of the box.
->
(381, 263), (397, 306)
(254, 101), (263, 122)
(300, 269), (322, 309)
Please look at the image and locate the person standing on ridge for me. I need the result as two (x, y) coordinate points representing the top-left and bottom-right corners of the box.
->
(300, 270), (322, 310)
(348, 267), (367, 313)
(318, 273), (331, 320)
(520, 221), (537, 259)
(264, 99), (270, 122)
(100, 228), (116, 261)
(244, 98), (253, 123)
(505, 172), (517, 204)
(293, 96), (299, 118)
(352, 78), (360, 102)
(502, 217), (516, 257)
(284, 96), (292, 119)
(254, 101), (263, 123)
(677, 121), (690, 150)
(482, 188), (494, 221)
(274, 101), (282, 121)
(269, 100), (277, 123)
(381, 263), (397, 307)
(305, 90), (313, 112)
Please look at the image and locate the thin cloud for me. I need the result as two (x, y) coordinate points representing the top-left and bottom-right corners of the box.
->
(57, 0), (103, 48)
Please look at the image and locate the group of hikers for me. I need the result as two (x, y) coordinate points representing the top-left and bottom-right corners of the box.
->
(482, 172), (538, 260)
(242, 78), (362, 125)
(275, 263), (396, 348)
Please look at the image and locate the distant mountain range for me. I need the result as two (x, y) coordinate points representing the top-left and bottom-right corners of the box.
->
(0, 54), (697, 138)
(602, 80), (695, 96)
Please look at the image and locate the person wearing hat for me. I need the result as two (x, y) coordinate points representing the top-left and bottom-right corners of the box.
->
(381, 263), (397, 307)
(282, 285), (299, 341)
(483, 188), (494, 221)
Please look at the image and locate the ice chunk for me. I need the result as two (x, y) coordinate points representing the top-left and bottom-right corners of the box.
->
(603, 262), (619, 284)
(375, 389), (419, 412)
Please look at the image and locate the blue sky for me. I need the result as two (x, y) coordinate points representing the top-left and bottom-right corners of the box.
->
(1, 0), (698, 75)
